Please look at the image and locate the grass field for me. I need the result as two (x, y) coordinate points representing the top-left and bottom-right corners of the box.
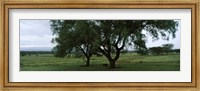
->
(20, 53), (180, 71)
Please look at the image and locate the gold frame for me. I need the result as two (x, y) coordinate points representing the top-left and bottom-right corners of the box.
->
(0, 0), (199, 91)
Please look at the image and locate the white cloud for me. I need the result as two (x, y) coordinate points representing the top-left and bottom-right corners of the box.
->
(145, 21), (181, 49)
(20, 35), (54, 47)
(20, 20), (54, 48)
(146, 30), (180, 49)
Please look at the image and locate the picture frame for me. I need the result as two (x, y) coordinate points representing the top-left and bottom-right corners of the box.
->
(0, 0), (199, 91)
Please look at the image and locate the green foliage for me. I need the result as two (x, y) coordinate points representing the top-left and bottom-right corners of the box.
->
(149, 47), (163, 55)
(50, 20), (99, 66)
(162, 43), (174, 54)
(50, 20), (178, 68)
(20, 52), (26, 56)
(136, 47), (148, 55)
(172, 49), (180, 53)
(89, 20), (178, 68)
(148, 43), (174, 55)
(20, 51), (52, 57)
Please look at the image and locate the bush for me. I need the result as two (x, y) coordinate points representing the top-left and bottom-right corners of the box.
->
(149, 47), (163, 55)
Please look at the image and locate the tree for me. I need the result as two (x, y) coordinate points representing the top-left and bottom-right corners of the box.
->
(20, 51), (27, 56)
(148, 43), (174, 55)
(50, 20), (97, 66)
(149, 46), (163, 55)
(172, 49), (180, 53)
(162, 43), (174, 54)
(51, 20), (178, 68)
(136, 46), (148, 55)
(91, 20), (178, 68)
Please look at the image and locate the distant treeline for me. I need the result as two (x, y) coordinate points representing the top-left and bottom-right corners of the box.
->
(136, 48), (180, 55)
(150, 48), (180, 54)
(20, 44), (179, 57)
(20, 48), (180, 57)
(20, 51), (52, 56)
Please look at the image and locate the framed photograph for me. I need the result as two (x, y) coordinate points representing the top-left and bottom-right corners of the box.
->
(0, 0), (199, 91)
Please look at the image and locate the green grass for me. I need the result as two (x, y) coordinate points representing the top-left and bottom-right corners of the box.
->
(20, 53), (180, 71)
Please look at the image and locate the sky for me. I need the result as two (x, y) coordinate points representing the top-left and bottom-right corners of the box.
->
(20, 20), (180, 51)
(20, 20), (54, 51)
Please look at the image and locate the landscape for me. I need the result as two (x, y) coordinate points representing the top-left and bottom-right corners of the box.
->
(20, 20), (180, 71)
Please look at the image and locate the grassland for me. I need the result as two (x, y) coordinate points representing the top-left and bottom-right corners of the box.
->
(20, 53), (180, 71)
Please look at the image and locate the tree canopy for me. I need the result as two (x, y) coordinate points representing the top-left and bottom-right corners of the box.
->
(50, 20), (178, 68)
(50, 20), (97, 66)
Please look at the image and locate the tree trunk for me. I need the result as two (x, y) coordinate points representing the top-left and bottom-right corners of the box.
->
(99, 44), (122, 69)
(85, 57), (90, 66)
(106, 50), (120, 69)
(109, 60), (116, 68)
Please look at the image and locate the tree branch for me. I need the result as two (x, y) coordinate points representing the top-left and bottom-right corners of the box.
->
(99, 47), (107, 56)
(77, 45), (87, 57)
(119, 37), (127, 50)
(115, 33), (122, 47)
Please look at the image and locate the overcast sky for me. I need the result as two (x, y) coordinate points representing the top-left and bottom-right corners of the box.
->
(20, 20), (180, 51)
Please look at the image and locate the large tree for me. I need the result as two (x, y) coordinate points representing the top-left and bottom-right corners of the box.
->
(50, 20), (97, 66)
(91, 20), (178, 68)
(50, 20), (178, 68)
